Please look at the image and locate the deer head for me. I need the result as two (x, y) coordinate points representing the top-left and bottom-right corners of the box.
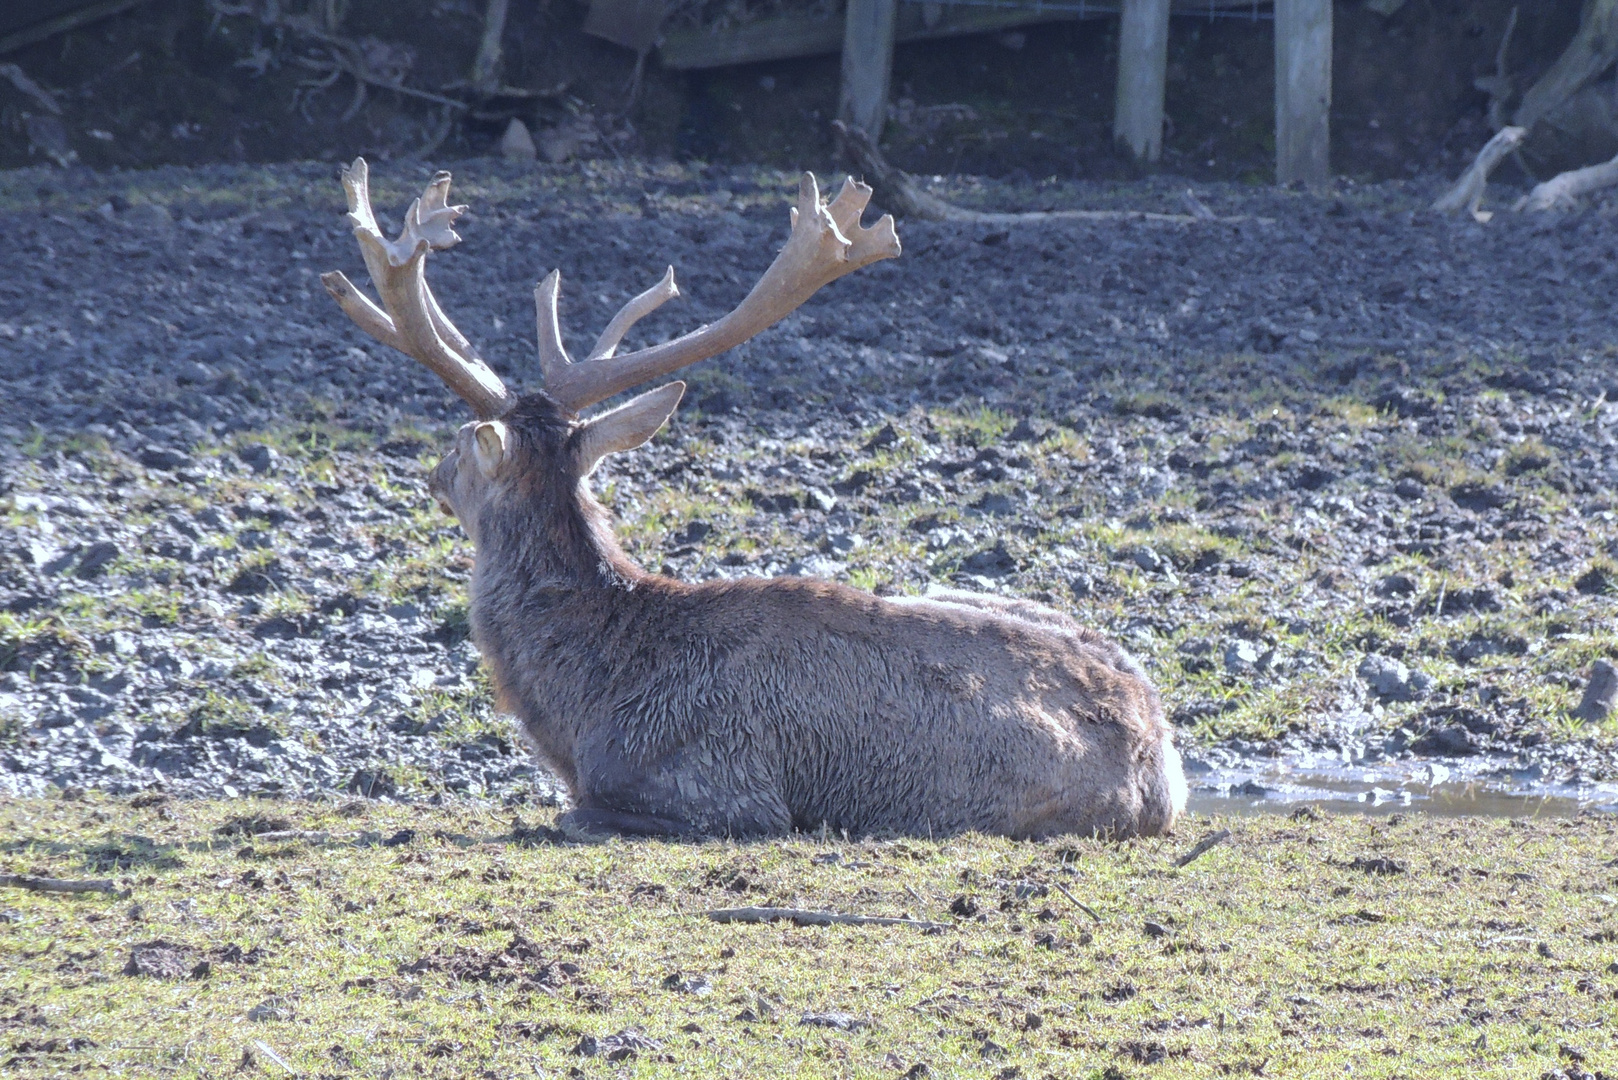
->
(321, 159), (901, 518)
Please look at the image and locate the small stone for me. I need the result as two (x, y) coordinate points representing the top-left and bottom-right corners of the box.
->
(804, 487), (837, 513)
(1127, 545), (1166, 574)
(1393, 477), (1426, 500)
(1574, 659), (1618, 722)
(75, 541), (121, 580)
(1069, 572), (1095, 599)
(501, 118), (538, 162)
(799, 1012), (866, 1032)
(972, 492), (1016, 516)
(1357, 655), (1430, 702)
(1224, 640), (1262, 676)
(140, 446), (193, 471)
(236, 444), (279, 475)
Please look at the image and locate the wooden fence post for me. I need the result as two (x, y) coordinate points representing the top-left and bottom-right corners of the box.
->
(1274, 0), (1332, 186)
(840, 0), (899, 138)
(1113, 0), (1171, 163)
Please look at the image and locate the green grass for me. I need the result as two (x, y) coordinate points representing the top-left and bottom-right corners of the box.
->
(3, 798), (1616, 1078)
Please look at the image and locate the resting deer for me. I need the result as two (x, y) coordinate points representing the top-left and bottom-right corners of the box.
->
(322, 160), (1187, 839)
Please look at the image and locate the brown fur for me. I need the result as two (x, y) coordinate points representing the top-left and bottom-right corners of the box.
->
(430, 393), (1187, 840)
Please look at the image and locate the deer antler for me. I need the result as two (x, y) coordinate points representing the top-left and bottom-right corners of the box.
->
(323, 164), (899, 419)
(538, 172), (900, 412)
(320, 158), (511, 419)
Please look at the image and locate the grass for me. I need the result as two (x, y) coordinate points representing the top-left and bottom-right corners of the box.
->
(3, 797), (1617, 1079)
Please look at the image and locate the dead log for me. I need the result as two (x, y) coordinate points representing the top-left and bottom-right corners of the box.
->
(1515, 150), (1618, 210)
(1443, 0), (1618, 213)
(832, 120), (1251, 226)
(1514, 0), (1618, 131)
(1431, 125), (1526, 216)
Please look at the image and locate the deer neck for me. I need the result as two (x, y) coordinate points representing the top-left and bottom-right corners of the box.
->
(474, 479), (644, 596)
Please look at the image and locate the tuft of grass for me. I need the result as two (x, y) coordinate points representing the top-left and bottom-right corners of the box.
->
(1, 799), (1615, 1078)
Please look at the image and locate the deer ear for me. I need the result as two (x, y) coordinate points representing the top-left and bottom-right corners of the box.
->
(472, 420), (509, 479)
(573, 381), (685, 476)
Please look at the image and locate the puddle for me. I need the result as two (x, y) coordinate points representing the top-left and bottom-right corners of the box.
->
(1183, 749), (1618, 819)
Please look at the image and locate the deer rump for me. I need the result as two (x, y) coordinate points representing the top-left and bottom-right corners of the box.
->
(322, 159), (1187, 840)
(482, 575), (1186, 840)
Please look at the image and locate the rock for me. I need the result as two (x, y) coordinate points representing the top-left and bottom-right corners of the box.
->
(139, 446), (193, 471)
(1224, 640), (1263, 676)
(1006, 417), (1051, 443)
(246, 996), (294, 1022)
(1357, 655), (1432, 701)
(75, 541), (121, 580)
(1412, 725), (1477, 756)
(800, 1012), (867, 1032)
(1574, 659), (1618, 722)
(960, 542), (1015, 577)
(1392, 477), (1426, 500)
(500, 118), (537, 162)
(1126, 545), (1166, 574)
(236, 444), (279, 475)
(1449, 480), (1509, 512)
(1375, 573), (1416, 598)
(1575, 563), (1615, 596)
(1069, 572), (1096, 598)
(804, 487), (838, 513)
(972, 492), (1016, 516)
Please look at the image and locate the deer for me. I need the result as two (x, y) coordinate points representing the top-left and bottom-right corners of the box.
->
(321, 159), (1187, 840)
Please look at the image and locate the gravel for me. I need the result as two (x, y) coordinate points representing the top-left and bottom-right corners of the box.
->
(2, 156), (1616, 803)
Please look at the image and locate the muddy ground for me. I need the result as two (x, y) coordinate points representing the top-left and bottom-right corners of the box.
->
(0, 156), (1615, 803)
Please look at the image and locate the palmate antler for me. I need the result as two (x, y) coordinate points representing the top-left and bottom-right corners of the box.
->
(321, 158), (901, 419)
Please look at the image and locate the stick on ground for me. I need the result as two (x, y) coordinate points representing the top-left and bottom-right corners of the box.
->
(706, 906), (948, 931)
(1174, 828), (1233, 868)
(1432, 126), (1526, 216)
(1053, 881), (1103, 923)
(1515, 151), (1618, 211)
(832, 119), (1251, 226)
(0, 873), (129, 898)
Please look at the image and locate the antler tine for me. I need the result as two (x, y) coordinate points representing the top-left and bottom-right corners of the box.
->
(542, 172), (899, 412)
(587, 267), (679, 362)
(321, 158), (511, 420)
(534, 269), (571, 384)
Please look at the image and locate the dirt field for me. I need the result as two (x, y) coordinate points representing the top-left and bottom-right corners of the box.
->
(0, 156), (1615, 803)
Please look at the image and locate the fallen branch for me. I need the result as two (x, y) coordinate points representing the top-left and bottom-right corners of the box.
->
(0, 63), (61, 114)
(706, 906), (948, 931)
(1431, 126), (1526, 217)
(0, 873), (129, 898)
(1514, 0), (1618, 131)
(833, 120), (1256, 226)
(1515, 151), (1618, 211)
(1173, 828), (1233, 868)
(1052, 881), (1102, 923)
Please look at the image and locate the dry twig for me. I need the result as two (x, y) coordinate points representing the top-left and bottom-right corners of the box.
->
(1431, 126), (1526, 217)
(0, 873), (130, 898)
(1174, 828), (1233, 868)
(1052, 881), (1102, 923)
(706, 906), (948, 931)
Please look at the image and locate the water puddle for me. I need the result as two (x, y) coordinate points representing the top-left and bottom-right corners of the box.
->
(1183, 749), (1618, 819)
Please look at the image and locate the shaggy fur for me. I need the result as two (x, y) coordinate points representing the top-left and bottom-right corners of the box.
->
(430, 392), (1188, 840)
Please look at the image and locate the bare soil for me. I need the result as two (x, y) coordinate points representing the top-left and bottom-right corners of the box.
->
(0, 156), (1614, 806)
